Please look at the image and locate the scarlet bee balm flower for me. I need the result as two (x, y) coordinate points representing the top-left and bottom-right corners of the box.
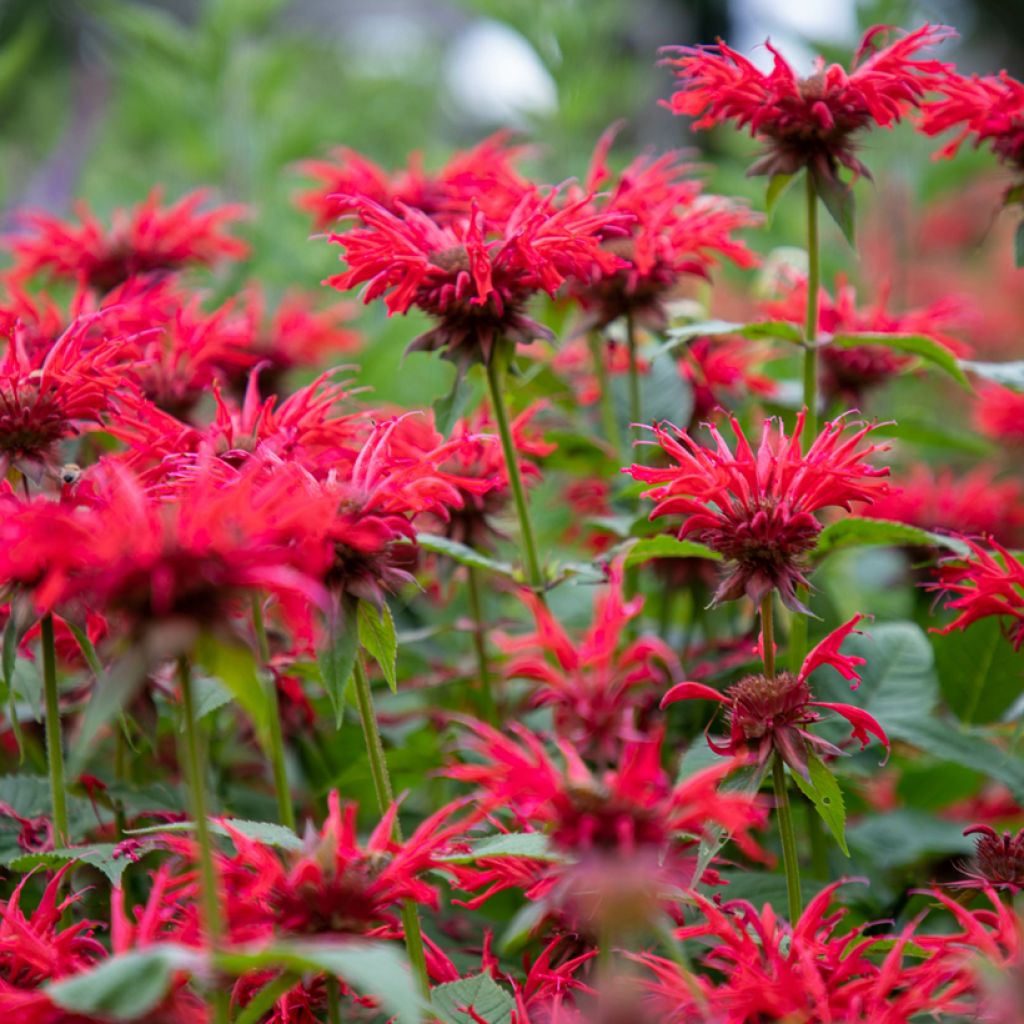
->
(626, 411), (891, 611)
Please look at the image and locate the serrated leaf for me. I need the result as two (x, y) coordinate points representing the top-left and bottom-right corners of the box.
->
(432, 973), (515, 1024)
(438, 831), (562, 864)
(765, 173), (795, 222)
(812, 517), (969, 559)
(193, 633), (269, 744)
(832, 332), (969, 387)
(621, 535), (722, 569)
(358, 600), (398, 693)
(217, 941), (422, 1024)
(416, 534), (516, 578)
(318, 595), (359, 726)
(10, 841), (152, 886)
(47, 945), (202, 1020)
(811, 168), (855, 245)
(789, 753), (849, 856)
(960, 359), (1024, 391)
(127, 816), (303, 851)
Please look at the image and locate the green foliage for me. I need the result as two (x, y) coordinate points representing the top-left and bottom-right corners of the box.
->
(790, 753), (850, 856)
(433, 974), (515, 1024)
(358, 600), (399, 693)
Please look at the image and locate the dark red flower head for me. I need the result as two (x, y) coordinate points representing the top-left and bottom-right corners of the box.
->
(921, 70), (1024, 173)
(327, 190), (629, 366)
(953, 825), (1024, 892)
(662, 24), (955, 182)
(662, 615), (889, 778)
(929, 538), (1024, 651)
(626, 411), (891, 610)
(7, 189), (248, 292)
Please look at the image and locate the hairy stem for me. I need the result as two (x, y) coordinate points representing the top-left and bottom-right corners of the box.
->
(466, 566), (498, 724)
(773, 755), (803, 923)
(760, 594), (775, 679)
(803, 171), (820, 443)
(41, 614), (69, 848)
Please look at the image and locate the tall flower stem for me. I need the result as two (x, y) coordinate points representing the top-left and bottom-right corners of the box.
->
(802, 171), (821, 442)
(773, 755), (803, 923)
(41, 614), (69, 848)
(178, 655), (230, 1024)
(485, 343), (545, 597)
(465, 567), (498, 724)
(760, 595), (775, 679)
(625, 311), (643, 455)
(351, 656), (432, 1005)
(586, 331), (624, 461)
(251, 595), (296, 831)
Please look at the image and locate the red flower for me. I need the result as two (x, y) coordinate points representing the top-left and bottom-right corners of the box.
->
(662, 24), (955, 181)
(761, 274), (969, 404)
(680, 336), (776, 427)
(929, 538), (1024, 651)
(921, 70), (1024, 172)
(495, 562), (680, 761)
(863, 465), (1024, 548)
(327, 190), (628, 366)
(297, 131), (532, 228)
(625, 411), (891, 610)
(953, 825), (1024, 892)
(662, 615), (889, 779)
(974, 382), (1024, 445)
(8, 189), (247, 292)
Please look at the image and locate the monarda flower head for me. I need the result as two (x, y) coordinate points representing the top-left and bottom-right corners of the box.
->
(7, 189), (247, 293)
(626, 411), (891, 611)
(953, 825), (1024, 892)
(662, 615), (889, 779)
(929, 539), (1024, 651)
(327, 190), (629, 367)
(974, 382), (1024, 445)
(662, 24), (954, 186)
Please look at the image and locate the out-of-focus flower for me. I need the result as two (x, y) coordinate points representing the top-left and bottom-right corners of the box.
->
(662, 615), (888, 778)
(921, 70), (1024, 174)
(496, 562), (680, 761)
(297, 132), (532, 228)
(327, 191), (629, 367)
(680, 336), (776, 426)
(626, 411), (890, 610)
(761, 274), (968, 405)
(7, 190), (247, 292)
(662, 24), (955, 182)
(974, 382), (1024, 445)
(929, 538), (1024, 651)
(863, 465), (1024, 547)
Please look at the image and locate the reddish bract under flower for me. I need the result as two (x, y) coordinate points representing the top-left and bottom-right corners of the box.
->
(662, 615), (889, 778)
(921, 69), (1024, 172)
(7, 190), (247, 293)
(626, 411), (891, 610)
(662, 24), (955, 180)
(327, 191), (629, 365)
(929, 538), (1024, 651)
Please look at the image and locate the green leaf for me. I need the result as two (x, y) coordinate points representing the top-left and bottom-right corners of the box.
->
(358, 600), (398, 693)
(621, 535), (722, 569)
(193, 633), (269, 744)
(831, 332), (969, 387)
(127, 817), (303, 851)
(416, 534), (516, 578)
(47, 945), (202, 1020)
(847, 810), (975, 866)
(1016, 219), (1024, 268)
(934, 616), (1024, 725)
(63, 620), (105, 680)
(438, 832), (562, 864)
(433, 973), (515, 1024)
(612, 347), (693, 431)
(1, 613), (18, 696)
(765, 173), (795, 222)
(811, 169), (855, 245)
(960, 359), (1024, 391)
(432, 362), (470, 436)
(10, 842), (152, 886)
(217, 941), (422, 1024)
(789, 753), (849, 856)
(812, 517), (969, 559)
(498, 899), (549, 955)
(318, 595), (359, 725)
(872, 418), (993, 456)
(662, 318), (803, 352)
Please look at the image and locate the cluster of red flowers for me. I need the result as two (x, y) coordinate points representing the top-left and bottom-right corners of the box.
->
(1, 15), (1023, 1024)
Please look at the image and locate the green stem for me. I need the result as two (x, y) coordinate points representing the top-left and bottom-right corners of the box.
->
(465, 567), (498, 724)
(114, 724), (127, 839)
(326, 976), (341, 1024)
(178, 656), (222, 948)
(625, 311), (643, 453)
(803, 171), (820, 444)
(351, 657), (432, 1006)
(41, 614), (69, 848)
(586, 330), (624, 460)
(485, 344), (545, 597)
(760, 595), (775, 679)
(234, 972), (298, 1024)
(251, 595), (296, 831)
(772, 756), (803, 923)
